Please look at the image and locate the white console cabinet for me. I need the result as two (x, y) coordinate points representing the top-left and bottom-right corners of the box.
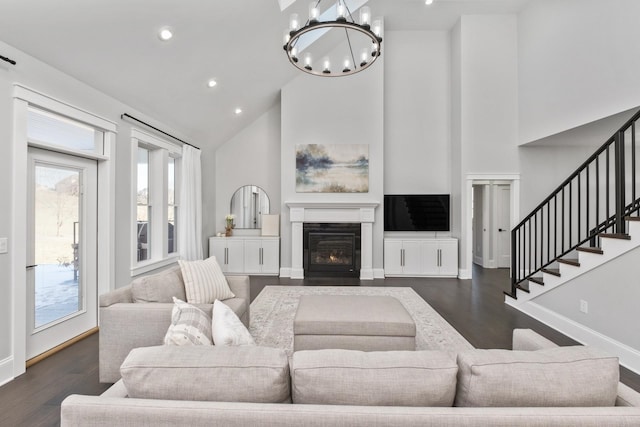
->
(209, 236), (280, 276)
(384, 238), (458, 278)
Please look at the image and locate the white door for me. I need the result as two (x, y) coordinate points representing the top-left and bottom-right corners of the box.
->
(421, 240), (440, 275)
(260, 239), (280, 274)
(26, 148), (98, 360)
(496, 185), (511, 268)
(244, 240), (262, 274)
(226, 239), (245, 273)
(402, 241), (422, 275)
(438, 240), (459, 276)
(383, 240), (403, 276)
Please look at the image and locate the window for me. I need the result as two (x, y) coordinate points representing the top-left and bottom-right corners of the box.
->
(137, 147), (151, 262)
(132, 130), (181, 273)
(168, 156), (177, 255)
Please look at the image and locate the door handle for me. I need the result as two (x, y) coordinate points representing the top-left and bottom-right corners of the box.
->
(225, 247), (228, 265)
(26, 264), (38, 269)
(499, 228), (506, 232)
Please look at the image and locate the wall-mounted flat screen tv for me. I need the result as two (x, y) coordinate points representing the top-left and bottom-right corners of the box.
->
(384, 194), (450, 231)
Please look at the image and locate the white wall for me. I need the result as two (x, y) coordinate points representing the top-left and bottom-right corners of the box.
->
(0, 41), (190, 384)
(452, 15), (519, 275)
(280, 55), (384, 273)
(534, 244), (640, 351)
(519, 0), (640, 144)
(384, 31), (450, 194)
(208, 102), (281, 248)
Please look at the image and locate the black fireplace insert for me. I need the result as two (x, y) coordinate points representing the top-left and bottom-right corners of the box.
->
(303, 223), (361, 277)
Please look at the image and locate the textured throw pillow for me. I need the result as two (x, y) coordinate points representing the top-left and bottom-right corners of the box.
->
(179, 256), (235, 304)
(455, 346), (619, 407)
(164, 297), (213, 346)
(211, 299), (255, 346)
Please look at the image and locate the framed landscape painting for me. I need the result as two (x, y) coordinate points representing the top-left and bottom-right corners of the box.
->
(296, 144), (369, 193)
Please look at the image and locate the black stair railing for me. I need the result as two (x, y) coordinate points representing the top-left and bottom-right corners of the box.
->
(509, 108), (640, 298)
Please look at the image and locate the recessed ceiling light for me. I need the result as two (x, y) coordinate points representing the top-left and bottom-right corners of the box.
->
(425, 0), (434, 4)
(207, 79), (217, 88)
(235, 108), (243, 115)
(158, 27), (173, 41)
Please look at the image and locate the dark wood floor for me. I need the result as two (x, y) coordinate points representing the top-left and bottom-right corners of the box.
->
(1, 265), (638, 426)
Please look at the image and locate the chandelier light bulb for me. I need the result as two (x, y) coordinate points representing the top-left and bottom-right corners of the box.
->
(309, 3), (320, 23)
(290, 13), (300, 32)
(359, 6), (371, 28)
(343, 57), (351, 73)
(371, 41), (378, 57)
(207, 79), (217, 88)
(235, 108), (242, 115)
(323, 57), (331, 74)
(304, 52), (313, 70)
(291, 47), (298, 62)
(336, 2), (347, 21)
(372, 19), (383, 40)
(425, 0), (434, 4)
(360, 48), (369, 66)
(283, 30), (291, 45)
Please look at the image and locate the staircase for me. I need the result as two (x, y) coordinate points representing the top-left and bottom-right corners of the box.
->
(506, 217), (640, 305)
(505, 108), (640, 303)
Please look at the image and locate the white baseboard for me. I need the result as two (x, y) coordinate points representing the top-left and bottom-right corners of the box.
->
(360, 268), (374, 280)
(279, 268), (291, 278)
(0, 357), (14, 387)
(458, 268), (471, 280)
(373, 268), (385, 279)
(510, 300), (640, 375)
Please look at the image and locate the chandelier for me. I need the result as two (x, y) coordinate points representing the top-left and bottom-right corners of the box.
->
(283, 1), (383, 77)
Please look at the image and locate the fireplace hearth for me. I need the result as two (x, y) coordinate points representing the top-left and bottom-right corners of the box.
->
(303, 223), (361, 277)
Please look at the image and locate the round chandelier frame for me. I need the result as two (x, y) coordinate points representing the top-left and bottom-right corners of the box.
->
(283, 2), (383, 77)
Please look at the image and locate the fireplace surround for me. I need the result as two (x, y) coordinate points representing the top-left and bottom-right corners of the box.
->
(285, 201), (379, 280)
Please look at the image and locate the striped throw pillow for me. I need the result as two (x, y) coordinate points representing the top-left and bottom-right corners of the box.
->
(179, 256), (235, 304)
(164, 297), (212, 346)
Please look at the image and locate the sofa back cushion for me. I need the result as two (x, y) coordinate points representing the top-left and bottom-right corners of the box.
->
(131, 265), (186, 303)
(121, 346), (290, 403)
(455, 346), (619, 407)
(291, 349), (457, 407)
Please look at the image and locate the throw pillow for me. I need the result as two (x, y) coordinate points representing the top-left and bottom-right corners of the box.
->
(130, 265), (186, 303)
(178, 256), (235, 304)
(455, 346), (619, 407)
(164, 297), (212, 346)
(211, 299), (255, 346)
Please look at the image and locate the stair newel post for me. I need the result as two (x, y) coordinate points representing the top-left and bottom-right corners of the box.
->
(615, 130), (626, 234)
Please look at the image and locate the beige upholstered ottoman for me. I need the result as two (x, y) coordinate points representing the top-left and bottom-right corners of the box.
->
(293, 295), (416, 352)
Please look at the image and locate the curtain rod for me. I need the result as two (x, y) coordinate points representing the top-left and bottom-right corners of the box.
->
(1, 54), (17, 65)
(121, 113), (200, 150)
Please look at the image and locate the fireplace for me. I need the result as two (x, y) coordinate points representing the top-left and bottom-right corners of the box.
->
(303, 223), (361, 277)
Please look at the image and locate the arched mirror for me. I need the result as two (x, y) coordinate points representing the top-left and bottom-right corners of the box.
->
(229, 185), (270, 229)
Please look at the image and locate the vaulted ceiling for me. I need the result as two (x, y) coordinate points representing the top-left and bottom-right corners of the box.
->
(0, 0), (528, 149)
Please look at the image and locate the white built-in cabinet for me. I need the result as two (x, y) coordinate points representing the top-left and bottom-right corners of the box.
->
(384, 238), (458, 277)
(209, 236), (280, 276)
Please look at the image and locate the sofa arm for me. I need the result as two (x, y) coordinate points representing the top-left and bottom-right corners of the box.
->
(512, 329), (558, 351)
(99, 285), (133, 307)
(99, 303), (174, 383)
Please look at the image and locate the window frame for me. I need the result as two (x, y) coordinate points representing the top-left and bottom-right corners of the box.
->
(131, 129), (181, 276)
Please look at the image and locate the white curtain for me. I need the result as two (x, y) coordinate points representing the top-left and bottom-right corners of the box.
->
(178, 145), (203, 260)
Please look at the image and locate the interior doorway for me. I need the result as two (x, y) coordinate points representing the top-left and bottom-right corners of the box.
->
(471, 181), (511, 269)
(466, 175), (519, 277)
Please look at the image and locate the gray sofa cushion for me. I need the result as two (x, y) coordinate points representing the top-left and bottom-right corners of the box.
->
(291, 349), (458, 407)
(455, 346), (619, 407)
(131, 266), (186, 303)
(120, 346), (290, 403)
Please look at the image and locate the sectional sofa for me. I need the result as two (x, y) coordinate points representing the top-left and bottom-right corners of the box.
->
(62, 329), (640, 426)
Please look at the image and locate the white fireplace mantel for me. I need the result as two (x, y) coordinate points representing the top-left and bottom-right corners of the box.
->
(285, 200), (379, 280)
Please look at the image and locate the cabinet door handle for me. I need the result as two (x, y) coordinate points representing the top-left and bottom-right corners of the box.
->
(438, 249), (442, 267)
(260, 247), (263, 265)
(225, 247), (228, 265)
(401, 249), (405, 267)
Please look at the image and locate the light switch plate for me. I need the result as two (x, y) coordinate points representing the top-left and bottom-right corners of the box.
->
(0, 237), (7, 254)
